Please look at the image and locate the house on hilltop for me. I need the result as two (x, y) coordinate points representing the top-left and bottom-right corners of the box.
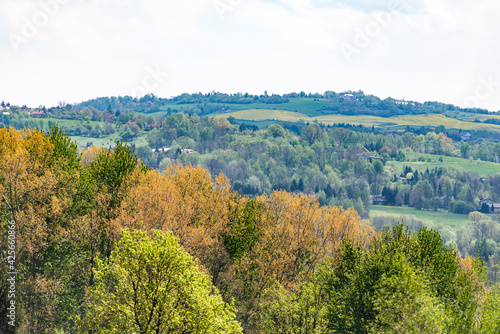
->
(395, 99), (416, 106)
(31, 110), (44, 118)
(338, 94), (356, 102)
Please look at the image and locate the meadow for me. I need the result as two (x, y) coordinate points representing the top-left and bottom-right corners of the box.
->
(163, 98), (333, 117)
(216, 109), (500, 132)
(386, 153), (500, 178)
(369, 205), (471, 231)
(35, 118), (106, 130)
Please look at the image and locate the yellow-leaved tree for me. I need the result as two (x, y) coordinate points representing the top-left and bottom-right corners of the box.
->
(113, 164), (234, 284)
(0, 127), (77, 332)
(227, 190), (374, 330)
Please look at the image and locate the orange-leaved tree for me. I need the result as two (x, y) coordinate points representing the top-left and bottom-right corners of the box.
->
(114, 164), (235, 284)
(228, 190), (373, 330)
(0, 126), (80, 332)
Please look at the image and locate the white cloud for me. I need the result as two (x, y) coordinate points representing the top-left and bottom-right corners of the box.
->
(0, 0), (498, 111)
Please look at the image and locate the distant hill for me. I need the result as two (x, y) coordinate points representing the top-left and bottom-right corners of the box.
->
(216, 109), (500, 133)
(74, 91), (493, 118)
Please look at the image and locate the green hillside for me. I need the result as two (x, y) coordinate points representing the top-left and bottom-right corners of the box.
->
(369, 205), (470, 231)
(386, 153), (500, 178)
(217, 110), (500, 132)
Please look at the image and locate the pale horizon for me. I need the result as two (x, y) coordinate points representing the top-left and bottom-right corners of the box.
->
(1, 0), (499, 111)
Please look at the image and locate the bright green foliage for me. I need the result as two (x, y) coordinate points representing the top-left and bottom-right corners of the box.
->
(480, 283), (500, 333)
(78, 141), (141, 217)
(259, 273), (328, 334)
(223, 198), (264, 261)
(325, 224), (484, 334)
(83, 141), (148, 258)
(48, 125), (80, 171)
(87, 140), (143, 210)
(461, 143), (471, 159)
(80, 229), (242, 334)
(266, 124), (286, 138)
(369, 254), (448, 334)
(325, 240), (367, 333)
(372, 159), (384, 174)
(301, 123), (322, 145)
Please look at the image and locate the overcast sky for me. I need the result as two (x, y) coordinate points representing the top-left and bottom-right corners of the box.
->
(1, 0), (499, 111)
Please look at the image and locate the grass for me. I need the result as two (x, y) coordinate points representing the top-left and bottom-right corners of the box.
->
(457, 114), (500, 121)
(70, 134), (120, 148)
(163, 98), (336, 117)
(70, 133), (148, 149)
(34, 118), (107, 131)
(32, 118), (149, 149)
(369, 205), (470, 231)
(215, 109), (310, 122)
(386, 153), (500, 178)
(215, 110), (500, 133)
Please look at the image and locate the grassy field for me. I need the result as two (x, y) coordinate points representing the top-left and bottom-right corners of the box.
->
(215, 109), (310, 122)
(32, 118), (150, 149)
(162, 98), (335, 117)
(386, 153), (500, 178)
(70, 133), (148, 149)
(369, 205), (470, 231)
(216, 110), (500, 132)
(36, 118), (107, 130)
(458, 114), (500, 122)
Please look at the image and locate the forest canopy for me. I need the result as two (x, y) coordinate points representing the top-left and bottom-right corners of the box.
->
(0, 126), (499, 333)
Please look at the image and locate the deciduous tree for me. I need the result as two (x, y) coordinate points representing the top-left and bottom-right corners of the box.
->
(80, 229), (242, 334)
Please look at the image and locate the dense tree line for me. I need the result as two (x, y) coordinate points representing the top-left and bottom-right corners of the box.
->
(2, 126), (500, 333)
(0, 126), (368, 332)
(52, 91), (492, 117)
(4, 107), (500, 217)
(128, 113), (500, 217)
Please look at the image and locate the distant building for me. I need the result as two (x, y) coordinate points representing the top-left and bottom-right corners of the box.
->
(31, 110), (44, 117)
(479, 198), (500, 213)
(387, 131), (400, 138)
(338, 94), (356, 102)
(152, 147), (171, 153)
(460, 132), (472, 141)
(395, 99), (416, 106)
(371, 195), (387, 206)
(358, 147), (370, 161)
